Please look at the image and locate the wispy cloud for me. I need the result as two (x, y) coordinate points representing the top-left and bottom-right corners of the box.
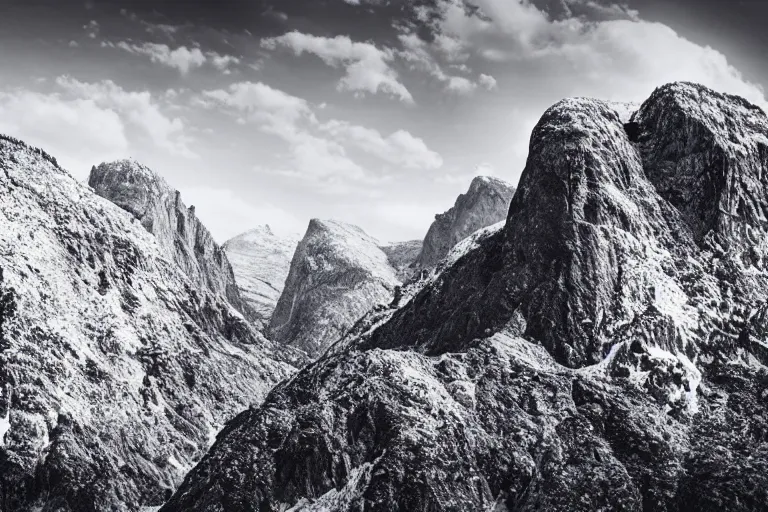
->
(83, 20), (100, 39)
(198, 81), (442, 189)
(262, 32), (414, 104)
(103, 42), (241, 75)
(397, 32), (495, 95)
(56, 76), (197, 158)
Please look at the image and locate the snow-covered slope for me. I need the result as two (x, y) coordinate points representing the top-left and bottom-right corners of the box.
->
(269, 219), (399, 357)
(223, 226), (300, 324)
(0, 136), (301, 511)
(165, 83), (768, 512)
(89, 159), (253, 321)
(415, 175), (516, 269)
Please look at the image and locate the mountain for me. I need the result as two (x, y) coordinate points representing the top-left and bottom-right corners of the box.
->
(379, 239), (423, 280)
(0, 139), (302, 512)
(164, 83), (768, 512)
(268, 219), (399, 358)
(415, 175), (516, 269)
(88, 159), (253, 320)
(267, 178), (515, 358)
(223, 226), (300, 324)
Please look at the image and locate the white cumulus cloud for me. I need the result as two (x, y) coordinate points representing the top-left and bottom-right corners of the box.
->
(262, 31), (414, 104)
(0, 89), (128, 178)
(56, 76), (196, 158)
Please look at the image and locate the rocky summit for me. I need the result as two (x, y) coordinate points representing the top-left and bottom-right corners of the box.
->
(163, 83), (768, 512)
(89, 160), (253, 321)
(269, 219), (400, 358)
(223, 226), (301, 325)
(415, 175), (516, 269)
(0, 140), (301, 512)
(267, 177), (516, 359)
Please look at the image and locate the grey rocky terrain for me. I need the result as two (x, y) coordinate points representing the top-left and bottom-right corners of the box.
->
(89, 159), (253, 321)
(416, 175), (516, 269)
(223, 226), (300, 325)
(0, 141), (302, 511)
(163, 82), (768, 512)
(268, 178), (515, 359)
(268, 219), (400, 358)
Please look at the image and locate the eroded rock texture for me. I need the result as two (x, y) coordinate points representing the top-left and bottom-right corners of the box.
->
(0, 140), (301, 511)
(164, 83), (768, 512)
(416, 175), (516, 269)
(269, 220), (399, 358)
(89, 160), (252, 320)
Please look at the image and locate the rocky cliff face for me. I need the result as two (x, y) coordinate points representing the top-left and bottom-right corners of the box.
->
(164, 83), (768, 512)
(415, 175), (516, 269)
(223, 226), (300, 324)
(89, 160), (252, 320)
(0, 138), (301, 512)
(379, 240), (423, 280)
(269, 220), (399, 358)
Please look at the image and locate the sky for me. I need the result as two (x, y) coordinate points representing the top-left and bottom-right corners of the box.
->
(1, 0), (766, 243)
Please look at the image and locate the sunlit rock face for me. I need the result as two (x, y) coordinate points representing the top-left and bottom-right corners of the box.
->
(223, 226), (300, 325)
(415, 175), (515, 269)
(89, 159), (253, 320)
(267, 176), (516, 359)
(268, 219), (400, 358)
(0, 139), (301, 512)
(164, 83), (768, 512)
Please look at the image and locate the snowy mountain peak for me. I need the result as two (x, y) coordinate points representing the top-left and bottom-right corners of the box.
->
(223, 225), (301, 324)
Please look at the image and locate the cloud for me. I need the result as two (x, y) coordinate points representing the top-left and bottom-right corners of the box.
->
(397, 32), (490, 95)
(0, 89), (128, 178)
(262, 31), (414, 103)
(200, 81), (315, 131)
(105, 42), (241, 75)
(179, 186), (304, 242)
(56, 76), (196, 158)
(421, 0), (767, 107)
(199, 81), (442, 189)
(106, 42), (205, 74)
(320, 120), (443, 169)
(478, 73), (497, 90)
(209, 53), (241, 72)
(201, 82), (365, 185)
(83, 20), (100, 39)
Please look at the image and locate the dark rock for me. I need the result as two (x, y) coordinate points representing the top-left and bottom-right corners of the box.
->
(164, 83), (768, 512)
(416, 176), (515, 269)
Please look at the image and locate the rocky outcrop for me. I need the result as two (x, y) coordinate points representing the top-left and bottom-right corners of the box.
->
(164, 83), (768, 512)
(379, 239), (422, 280)
(223, 226), (300, 324)
(0, 137), (301, 511)
(88, 160), (252, 320)
(415, 176), (515, 268)
(269, 220), (399, 358)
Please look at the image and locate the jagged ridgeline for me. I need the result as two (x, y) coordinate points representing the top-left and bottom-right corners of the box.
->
(164, 83), (768, 512)
(267, 179), (515, 359)
(0, 142), (302, 511)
